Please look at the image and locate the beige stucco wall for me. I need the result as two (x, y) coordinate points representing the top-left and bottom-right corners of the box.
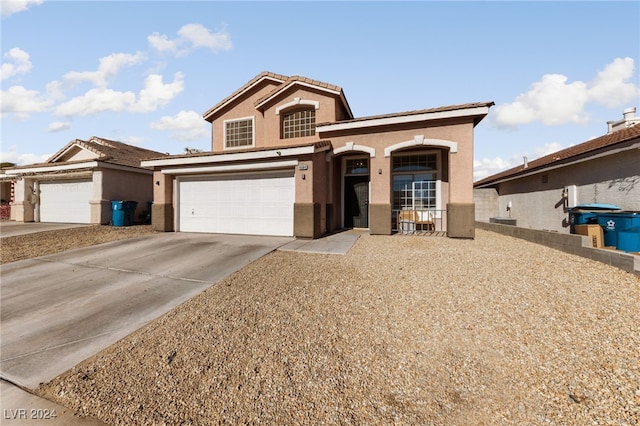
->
(320, 119), (476, 206)
(99, 168), (154, 224)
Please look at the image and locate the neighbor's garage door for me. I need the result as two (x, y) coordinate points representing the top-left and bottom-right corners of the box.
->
(39, 180), (92, 224)
(178, 171), (295, 236)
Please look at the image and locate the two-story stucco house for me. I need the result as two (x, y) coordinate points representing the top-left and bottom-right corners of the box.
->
(142, 72), (493, 238)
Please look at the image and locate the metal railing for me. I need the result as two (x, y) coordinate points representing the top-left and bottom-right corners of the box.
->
(392, 209), (447, 234)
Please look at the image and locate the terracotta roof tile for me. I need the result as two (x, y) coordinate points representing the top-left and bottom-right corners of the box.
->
(202, 71), (289, 120)
(144, 141), (331, 162)
(474, 124), (640, 187)
(253, 74), (344, 108)
(10, 137), (168, 171)
(317, 102), (495, 127)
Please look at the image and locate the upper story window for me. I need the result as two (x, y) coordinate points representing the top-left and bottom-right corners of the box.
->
(282, 108), (315, 139)
(224, 117), (254, 149)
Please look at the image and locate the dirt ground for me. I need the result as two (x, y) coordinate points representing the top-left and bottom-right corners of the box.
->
(18, 229), (639, 425)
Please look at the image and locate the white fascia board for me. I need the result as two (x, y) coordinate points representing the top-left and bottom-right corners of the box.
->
(317, 106), (491, 133)
(161, 160), (299, 175)
(4, 161), (99, 175)
(142, 145), (324, 168)
(255, 81), (341, 110)
(474, 142), (640, 187)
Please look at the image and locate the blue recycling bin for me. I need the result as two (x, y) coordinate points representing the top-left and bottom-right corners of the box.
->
(596, 211), (640, 248)
(569, 204), (621, 234)
(617, 227), (640, 253)
(111, 200), (138, 227)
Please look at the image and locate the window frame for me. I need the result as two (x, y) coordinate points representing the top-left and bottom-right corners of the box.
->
(223, 116), (255, 150)
(281, 107), (316, 139)
(392, 151), (441, 212)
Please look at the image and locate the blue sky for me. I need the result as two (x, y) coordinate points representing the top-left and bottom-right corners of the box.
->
(1, 0), (639, 180)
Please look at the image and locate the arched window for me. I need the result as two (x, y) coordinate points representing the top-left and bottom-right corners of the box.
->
(282, 108), (315, 139)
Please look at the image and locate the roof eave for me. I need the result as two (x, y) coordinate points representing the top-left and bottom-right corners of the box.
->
(202, 74), (287, 122)
(317, 105), (492, 133)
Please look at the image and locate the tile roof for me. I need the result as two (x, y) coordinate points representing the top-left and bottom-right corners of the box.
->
(254, 74), (344, 107)
(202, 71), (288, 121)
(316, 101), (495, 127)
(11, 136), (167, 171)
(474, 124), (640, 187)
(143, 140), (332, 162)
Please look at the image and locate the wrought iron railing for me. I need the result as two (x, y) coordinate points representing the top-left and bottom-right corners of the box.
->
(392, 209), (447, 234)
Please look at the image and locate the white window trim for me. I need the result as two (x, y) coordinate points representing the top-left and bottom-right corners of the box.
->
(384, 135), (457, 157)
(275, 97), (320, 115)
(333, 141), (376, 158)
(223, 116), (255, 150)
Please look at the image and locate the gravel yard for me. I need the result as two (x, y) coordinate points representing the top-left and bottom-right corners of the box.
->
(27, 229), (639, 425)
(0, 224), (156, 264)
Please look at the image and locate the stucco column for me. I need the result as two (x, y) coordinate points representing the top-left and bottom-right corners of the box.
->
(447, 141), (475, 238)
(10, 178), (35, 222)
(152, 171), (174, 231)
(369, 155), (391, 235)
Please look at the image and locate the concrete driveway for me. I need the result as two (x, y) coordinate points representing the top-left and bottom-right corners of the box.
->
(0, 232), (292, 390)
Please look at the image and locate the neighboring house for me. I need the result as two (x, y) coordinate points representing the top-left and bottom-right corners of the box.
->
(3, 136), (167, 224)
(474, 108), (640, 233)
(142, 71), (493, 238)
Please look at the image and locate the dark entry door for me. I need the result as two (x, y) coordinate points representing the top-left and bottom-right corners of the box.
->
(344, 176), (369, 228)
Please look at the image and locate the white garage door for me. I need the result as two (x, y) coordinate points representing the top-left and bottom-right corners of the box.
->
(39, 180), (92, 224)
(178, 171), (295, 236)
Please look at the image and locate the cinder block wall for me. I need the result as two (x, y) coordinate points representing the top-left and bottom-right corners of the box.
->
(476, 221), (639, 276)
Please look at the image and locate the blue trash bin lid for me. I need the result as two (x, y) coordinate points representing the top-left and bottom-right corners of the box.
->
(573, 203), (622, 210)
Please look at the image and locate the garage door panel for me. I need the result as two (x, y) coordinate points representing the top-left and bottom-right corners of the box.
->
(178, 171), (294, 236)
(39, 180), (92, 224)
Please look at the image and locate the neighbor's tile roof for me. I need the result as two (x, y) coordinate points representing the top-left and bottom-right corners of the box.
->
(10, 136), (167, 171)
(73, 136), (169, 168)
(474, 124), (640, 187)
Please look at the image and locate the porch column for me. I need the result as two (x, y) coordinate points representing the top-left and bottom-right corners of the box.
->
(10, 177), (35, 222)
(369, 154), (391, 235)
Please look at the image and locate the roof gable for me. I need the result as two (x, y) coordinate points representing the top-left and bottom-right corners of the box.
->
(474, 124), (640, 187)
(254, 75), (354, 118)
(202, 71), (288, 122)
(202, 71), (355, 122)
(45, 136), (167, 169)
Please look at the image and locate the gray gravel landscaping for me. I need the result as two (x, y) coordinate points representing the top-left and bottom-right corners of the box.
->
(30, 229), (640, 425)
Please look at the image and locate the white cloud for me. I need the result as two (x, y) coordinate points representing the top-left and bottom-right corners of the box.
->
(0, 85), (54, 119)
(47, 121), (71, 132)
(150, 110), (209, 141)
(149, 23), (232, 56)
(131, 72), (185, 112)
(494, 57), (640, 129)
(1, 47), (32, 80)
(473, 142), (567, 181)
(63, 52), (146, 87)
(148, 33), (177, 54)
(54, 72), (184, 116)
(0, 145), (50, 166)
(54, 87), (136, 116)
(0, 0), (43, 18)
(587, 57), (640, 108)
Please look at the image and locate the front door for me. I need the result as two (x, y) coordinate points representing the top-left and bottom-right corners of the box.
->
(344, 176), (369, 228)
